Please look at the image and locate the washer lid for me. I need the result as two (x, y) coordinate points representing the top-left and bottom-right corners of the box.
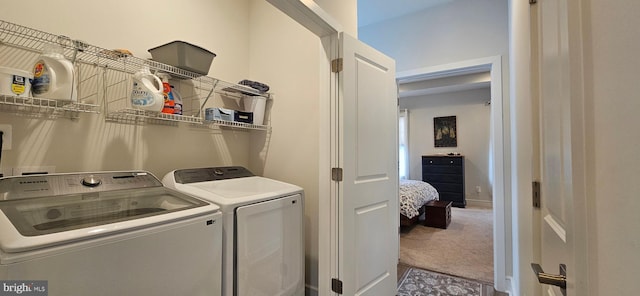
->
(164, 167), (304, 208)
(169, 176), (303, 209)
(191, 176), (299, 199)
(0, 172), (219, 253)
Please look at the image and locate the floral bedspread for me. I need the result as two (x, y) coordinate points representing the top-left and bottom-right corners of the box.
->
(399, 179), (439, 219)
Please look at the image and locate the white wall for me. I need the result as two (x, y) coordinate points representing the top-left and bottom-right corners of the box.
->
(0, 0), (253, 177)
(248, 0), (322, 293)
(0, 1), (325, 293)
(314, 0), (358, 37)
(586, 0), (640, 294)
(401, 88), (492, 203)
(246, 1), (356, 294)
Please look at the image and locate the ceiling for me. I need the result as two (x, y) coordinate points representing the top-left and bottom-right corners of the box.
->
(357, 0), (454, 27)
(357, 0), (490, 98)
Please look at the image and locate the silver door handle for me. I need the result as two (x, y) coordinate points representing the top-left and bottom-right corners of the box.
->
(531, 263), (567, 294)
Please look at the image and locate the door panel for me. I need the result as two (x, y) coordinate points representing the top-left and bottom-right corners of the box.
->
(335, 32), (398, 296)
(236, 194), (304, 296)
(538, 0), (573, 294)
(354, 54), (394, 178)
(355, 201), (392, 293)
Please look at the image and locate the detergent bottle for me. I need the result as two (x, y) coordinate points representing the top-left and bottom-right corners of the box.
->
(171, 85), (183, 115)
(130, 66), (164, 112)
(31, 43), (77, 101)
(157, 72), (175, 114)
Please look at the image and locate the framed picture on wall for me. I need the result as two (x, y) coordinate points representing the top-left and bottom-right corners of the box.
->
(434, 116), (457, 147)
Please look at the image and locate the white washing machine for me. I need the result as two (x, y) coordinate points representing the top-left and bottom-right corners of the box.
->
(0, 171), (223, 296)
(163, 166), (304, 296)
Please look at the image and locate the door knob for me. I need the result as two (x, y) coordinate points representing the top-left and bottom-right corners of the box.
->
(531, 263), (566, 295)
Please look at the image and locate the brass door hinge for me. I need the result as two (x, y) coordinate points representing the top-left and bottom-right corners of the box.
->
(331, 168), (343, 182)
(533, 181), (541, 208)
(331, 278), (343, 294)
(331, 58), (343, 73)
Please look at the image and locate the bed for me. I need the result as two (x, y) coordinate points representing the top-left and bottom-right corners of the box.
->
(399, 179), (439, 226)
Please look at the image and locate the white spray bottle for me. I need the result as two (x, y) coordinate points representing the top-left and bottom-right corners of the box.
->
(130, 66), (164, 112)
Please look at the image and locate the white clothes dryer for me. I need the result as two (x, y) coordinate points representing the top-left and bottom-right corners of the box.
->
(163, 166), (304, 296)
(0, 171), (223, 296)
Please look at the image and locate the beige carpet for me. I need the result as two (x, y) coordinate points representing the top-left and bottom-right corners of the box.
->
(399, 206), (494, 283)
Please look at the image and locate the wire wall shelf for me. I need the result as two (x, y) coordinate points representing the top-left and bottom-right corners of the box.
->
(0, 95), (99, 119)
(202, 119), (270, 131)
(0, 19), (271, 130)
(106, 108), (202, 125)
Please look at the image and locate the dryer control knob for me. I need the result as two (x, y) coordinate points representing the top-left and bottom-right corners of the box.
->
(82, 175), (102, 187)
(213, 169), (224, 176)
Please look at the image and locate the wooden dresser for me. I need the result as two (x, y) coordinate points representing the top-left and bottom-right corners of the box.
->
(421, 155), (466, 208)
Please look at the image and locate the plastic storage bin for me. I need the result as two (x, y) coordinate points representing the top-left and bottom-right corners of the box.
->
(148, 41), (216, 76)
(243, 96), (266, 125)
(205, 107), (234, 121)
(234, 110), (253, 124)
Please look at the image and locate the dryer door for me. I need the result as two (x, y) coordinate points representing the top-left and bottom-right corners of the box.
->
(235, 194), (303, 296)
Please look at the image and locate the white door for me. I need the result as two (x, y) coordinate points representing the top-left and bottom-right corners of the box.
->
(329, 32), (398, 295)
(535, 0), (587, 294)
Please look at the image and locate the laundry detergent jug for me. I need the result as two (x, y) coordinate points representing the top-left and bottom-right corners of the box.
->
(31, 43), (77, 101)
(171, 85), (183, 115)
(157, 72), (175, 114)
(130, 66), (164, 112)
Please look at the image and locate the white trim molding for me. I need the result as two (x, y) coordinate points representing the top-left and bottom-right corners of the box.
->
(265, 0), (342, 37)
(466, 199), (493, 209)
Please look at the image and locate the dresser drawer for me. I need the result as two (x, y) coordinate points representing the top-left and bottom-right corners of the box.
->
(422, 174), (463, 184)
(422, 156), (463, 166)
(429, 182), (464, 193)
(422, 165), (463, 175)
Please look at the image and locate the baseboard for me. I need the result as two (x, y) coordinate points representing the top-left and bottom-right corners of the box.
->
(305, 284), (318, 296)
(466, 198), (493, 209)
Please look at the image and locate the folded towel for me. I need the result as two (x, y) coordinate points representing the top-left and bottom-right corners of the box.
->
(239, 79), (270, 93)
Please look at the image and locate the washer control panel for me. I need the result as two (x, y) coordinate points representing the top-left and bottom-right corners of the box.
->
(0, 171), (163, 200)
(173, 166), (254, 184)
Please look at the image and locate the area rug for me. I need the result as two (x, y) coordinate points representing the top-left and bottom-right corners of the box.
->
(398, 267), (482, 296)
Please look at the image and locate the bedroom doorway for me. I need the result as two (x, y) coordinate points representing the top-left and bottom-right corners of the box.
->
(396, 56), (506, 289)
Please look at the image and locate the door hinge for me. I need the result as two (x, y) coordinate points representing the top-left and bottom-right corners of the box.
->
(331, 58), (343, 73)
(530, 0), (537, 4)
(532, 181), (541, 208)
(331, 168), (343, 182)
(331, 278), (343, 294)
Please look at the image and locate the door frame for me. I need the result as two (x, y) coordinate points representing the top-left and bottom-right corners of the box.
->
(396, 56), (507, 292)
